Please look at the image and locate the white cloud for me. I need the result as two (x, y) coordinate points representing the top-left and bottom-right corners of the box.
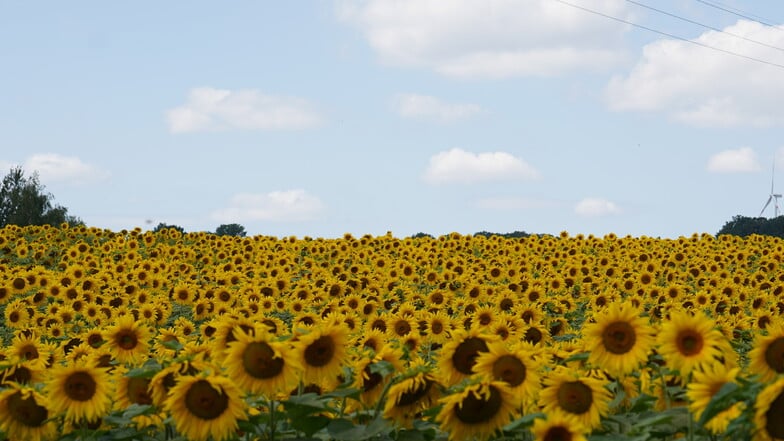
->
(605, 20), (784, 127)
(707, 147), (761, 173)
(423, 148), (540, 184)
(338, 0), (631, 78)
(395, 94), (483, 122)
(211, 190), (325, 222)
(574, 197), (621, 217)
(167, 87), (324, 133)
(17, 154), (110, 185)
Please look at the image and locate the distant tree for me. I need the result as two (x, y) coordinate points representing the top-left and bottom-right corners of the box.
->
(0, 166), (82, 228)
(717, 215), (784, 239)
(215, 223), (247, 237)
(152, 222), (185, 234)
(474, 230), (530, 238)
(411, 232), (434, 239)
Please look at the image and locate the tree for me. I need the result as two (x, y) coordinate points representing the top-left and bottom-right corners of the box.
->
(0, 166), (82, 228)
(215, 223), (247, 237)
(717, 215), (784, 239)
(152, 222), (186, 234)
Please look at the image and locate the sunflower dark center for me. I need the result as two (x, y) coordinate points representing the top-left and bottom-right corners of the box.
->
(117, 331), (138, 350)
(362, 365), (384, 392)
(87, 334), (104, 348)
(4, 366), (32, 385)
(454, 386), (502, 424)
(676, 330), (704, 356)
(304, 336), (335, 367)
(431, 321), (444, 334)
(185, 380), (229, 420)
(394, 320), (412, 336)
(524, 328), (543, 344)
(492, 355), (527, 387)
(557, 381), (593, 415)
(396, 379), (432, 407)
(452, 337), (489, 374)
(764, 337), (784, 373)
(20, 344), (39, 360)
(126, 377), (153, 405)
(65, 371), (97, 402)
(543, 426), (573, 441)
(242, 341), (284, 379)
(8, 391), (48, 427)
(765, 391), (784, 438)
(602, 321), (637, 354)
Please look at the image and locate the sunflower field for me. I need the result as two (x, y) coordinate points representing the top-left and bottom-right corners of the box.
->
(2, 224), (784, 441)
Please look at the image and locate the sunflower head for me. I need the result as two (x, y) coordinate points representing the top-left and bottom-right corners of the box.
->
(436, 379), (516, 441)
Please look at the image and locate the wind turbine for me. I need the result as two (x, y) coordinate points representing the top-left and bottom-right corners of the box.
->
(760, 162), (782, 218)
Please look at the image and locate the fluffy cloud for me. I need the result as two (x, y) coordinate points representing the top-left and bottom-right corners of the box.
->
(167, 87), (323, 133)
(338, 0), (631, 78)
(707, 147), (761, 173)
(16, 154), (110, 185)
(574, 197), (621, 217)
(423, 148), (540, 184)
(606, 20), (784, 127)
(395, 94), (483, 122)
(211, 190), (324, 222)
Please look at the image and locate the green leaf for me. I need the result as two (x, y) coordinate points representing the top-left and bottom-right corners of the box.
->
(503, 412), (544, 432)
(369, 360), (396, 377)
(290, 415), (331, 438)
(697, 382), (741, 427)
(562, 351), (590, 363)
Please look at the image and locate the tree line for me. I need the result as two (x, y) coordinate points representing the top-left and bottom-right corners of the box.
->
(0, 166), (247, 237)
(4, 166), (784, 239)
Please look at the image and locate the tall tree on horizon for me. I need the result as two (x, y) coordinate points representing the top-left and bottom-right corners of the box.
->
(0, 166), (81, 228)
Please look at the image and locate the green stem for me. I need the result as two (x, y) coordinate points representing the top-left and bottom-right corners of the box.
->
(268, 398), (276, 441)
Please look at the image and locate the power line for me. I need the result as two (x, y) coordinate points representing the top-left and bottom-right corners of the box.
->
(552, 0), (784, 71)
(694, 0), (782, 29)
(625, 0), (784, 53)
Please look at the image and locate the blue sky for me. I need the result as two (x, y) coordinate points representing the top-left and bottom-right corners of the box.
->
(2, 0), (784, 238)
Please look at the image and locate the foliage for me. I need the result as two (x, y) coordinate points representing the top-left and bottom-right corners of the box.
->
(716, 215), (784, 238)
(215, 223), (247, 237)
(0, 166), (82, 228)
(151, 222), (185, 234)
(474, 230), (531, 238)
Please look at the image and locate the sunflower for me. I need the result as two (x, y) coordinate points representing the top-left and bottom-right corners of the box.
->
(582, 302), (654, 377)
(7, 332), (47, 370)
(749, 321), (784, 383)
(224, 327), (302, 398)
(436, 379), (516, 441)
(531, 411), (588, 441)
(149, 359), (211, 408)
(102, 314), (153, 365)
(437, 328), (497, 386)
(351, 345), (404, 408)
(0, 384), (58, 441)
(754, 376), (784, 441)
(293, 319), (350, 386)
(164, 372), (247, 441)
(383, 360), (440, 429)
(656, 310), (726, 376)
(539, 366), (612, 430)
(113, 366), (163, 429)
(1, 358), (47, 386)
(472, 340), (541, 409)
(356, 328), (389, 353)
(45, 363), (113, 424)
(423, 310), (454, 346)
(686, 362), (744, 434)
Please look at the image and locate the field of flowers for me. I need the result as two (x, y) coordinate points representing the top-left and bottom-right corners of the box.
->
(0, 224), (783, 441)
